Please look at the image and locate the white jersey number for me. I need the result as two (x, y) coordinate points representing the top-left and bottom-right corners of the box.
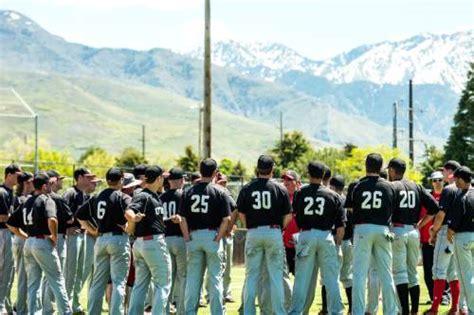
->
(399, 191), (416, 208)
(22, 208), (33, 226)
(190, 195), (209, 213)
(97, 201), (106, 219)
(303, 197), (325, 215)
(361, 191), (382, 209)
(251, 191), (271, 210)
(163, 201), (177, 220)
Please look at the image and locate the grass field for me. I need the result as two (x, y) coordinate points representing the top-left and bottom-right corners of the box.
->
(10, 265), (453, 314)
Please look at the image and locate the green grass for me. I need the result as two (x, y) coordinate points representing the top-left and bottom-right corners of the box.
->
(10, 265), (452, 314)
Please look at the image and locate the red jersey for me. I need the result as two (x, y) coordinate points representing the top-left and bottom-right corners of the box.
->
(283, 193), (300, 248)
(419, 191), (441, 244)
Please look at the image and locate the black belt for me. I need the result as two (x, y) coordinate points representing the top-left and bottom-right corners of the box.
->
(98, 231), (124, 236)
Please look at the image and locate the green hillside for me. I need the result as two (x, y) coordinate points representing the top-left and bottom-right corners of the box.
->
(0, 70), (280, 163)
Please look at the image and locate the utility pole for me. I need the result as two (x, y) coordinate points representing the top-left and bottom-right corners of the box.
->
(203, 0), (212, 158)
(408, 80), (414, 164)
(34, 114), (38, 172)
(279, 111), (283, 158)
(392, 102), (397, 149)
(198, 104), (203, 159)
(141, 124), (145, 160)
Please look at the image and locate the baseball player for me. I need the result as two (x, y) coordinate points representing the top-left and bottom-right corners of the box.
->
(387, 158), (439, 315)
(447, 166), (473, 313)
(132, 164), (147, 196)
(180, 159), (232, 315)
(330, 175), (354, 314)
(289, 161), (345, 315)
(237, 155), (292, 315)
(8, 171), (34, 315)
(76, 167), (131, 315)
(125, 165), (173, 315)
(43, 170), (74, 315)
(160, 167), (187, 314)
(0, 163), (22, 314)
(344, 153), (399, 315)
(425, 160), (463, 315)
(8, 172), (72, 314)
(63, 167), (99, 314)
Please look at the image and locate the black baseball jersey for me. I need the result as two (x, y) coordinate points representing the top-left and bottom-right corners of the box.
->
(293, 184), (345, 231)
(50, 192), (73, 234)
(76, 188), (130, 234)
(13, 195), (30, 212)
(0, 185), (14, 229)
(340, 195), (354, 240)
(181, 182), (232, 230)
(439, 184), (461, 225)
(6, 205), (25, 229)
(63, 186), (90, 228)
(345, 176), (396, 226)
(449, 188), (474, 232)
(391, 179), (439, 225)
(128, 188), (165, 236)
(159, 189), (183, 237)
(21, 194), (57, 236)
(237, 178), (292, 229)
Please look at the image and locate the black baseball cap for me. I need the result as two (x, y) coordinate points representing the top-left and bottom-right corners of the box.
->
(33, 172), (50, 190)
(47, 170), (65, 179)
(200, 159), (218, 177)
(18, 172), (33, 184)
(145, 165), (163, 182)
(308, 161), (326, 178)
(443, 160), (461, 172)
(106, 167), (123, 182)
(73, 167), (95, 180)
(167, 167), (186, 180)
(330, 175), (345, 188)
(257, 155), (274, 170)
(366, 153), (383, 173)
(5, 163), (22, 176)
(453, 166), (472, 183)
(133, 164), (147, 178)
(387, 158), (407, 173)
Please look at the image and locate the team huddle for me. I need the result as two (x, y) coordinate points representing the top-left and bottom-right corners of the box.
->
(0, 152), (473, 315)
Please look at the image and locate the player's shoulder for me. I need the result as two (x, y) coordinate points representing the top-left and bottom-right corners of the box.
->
(241, 178), (259, 191)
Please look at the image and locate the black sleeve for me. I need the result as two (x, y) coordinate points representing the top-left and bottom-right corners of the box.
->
(448, 198), (463, 231)
(6, 209), (23, 228)
(418, 185), (439, 215)
(344, 183), (355, 208)
(76, 199), (92, 221)
(129, 194), (146, 214)
(121, 193), (132, 212)
(0, 189), (9, 216)
(44, 197), (57, 219)
(280, 187), (292, 216)
(334, 196), (346, 229)
(220, 192), (232, 218)
(294, 191), (303, 227)
(236, 189), (247, 214)
(439, 186), (455, 212)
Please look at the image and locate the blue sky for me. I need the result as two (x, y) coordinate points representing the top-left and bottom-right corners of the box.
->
(0, 0), (472, 59)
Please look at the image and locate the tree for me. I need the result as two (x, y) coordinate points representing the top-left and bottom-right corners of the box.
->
(419, 145), (444, 187)
(232, 160), (247, 177)
(444, 62), (474, 169)
(219, 158), (235, 176)
(177, 145), (199, 172)
(336, 145), (422, 184)
(116, 147), (147, 168)
(80, 147), (116, 178)
(271, 131), (312, 174)
(25, 148), (74, 177)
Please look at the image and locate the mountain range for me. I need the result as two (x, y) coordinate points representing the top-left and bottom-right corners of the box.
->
(0, 9), (471, 162)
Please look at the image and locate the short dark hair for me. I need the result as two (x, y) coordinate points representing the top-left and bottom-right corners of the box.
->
(144, 166), (163, 184)
(4, 163), (21, 178)
(133, 164), (148, 178)
(73, 167), (91, 181)
(388, 158), (407, 176)
(308, 161), (325, 179)
(257, 168), (272, 176)
(443, 160), (461, 172)
(33, 172), (50, 190)
(323, 165), (332, 180)
(200, 159), (218, 177)
(365, 153), (383, 174)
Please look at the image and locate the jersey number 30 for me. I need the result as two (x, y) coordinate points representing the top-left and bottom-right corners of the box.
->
(251, 191), (271, 210)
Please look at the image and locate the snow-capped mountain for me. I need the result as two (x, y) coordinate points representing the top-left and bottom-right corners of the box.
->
(187, 31), (473, 93)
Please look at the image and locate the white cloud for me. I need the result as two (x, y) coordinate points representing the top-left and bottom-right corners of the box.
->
(32, 0), (201, 10)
